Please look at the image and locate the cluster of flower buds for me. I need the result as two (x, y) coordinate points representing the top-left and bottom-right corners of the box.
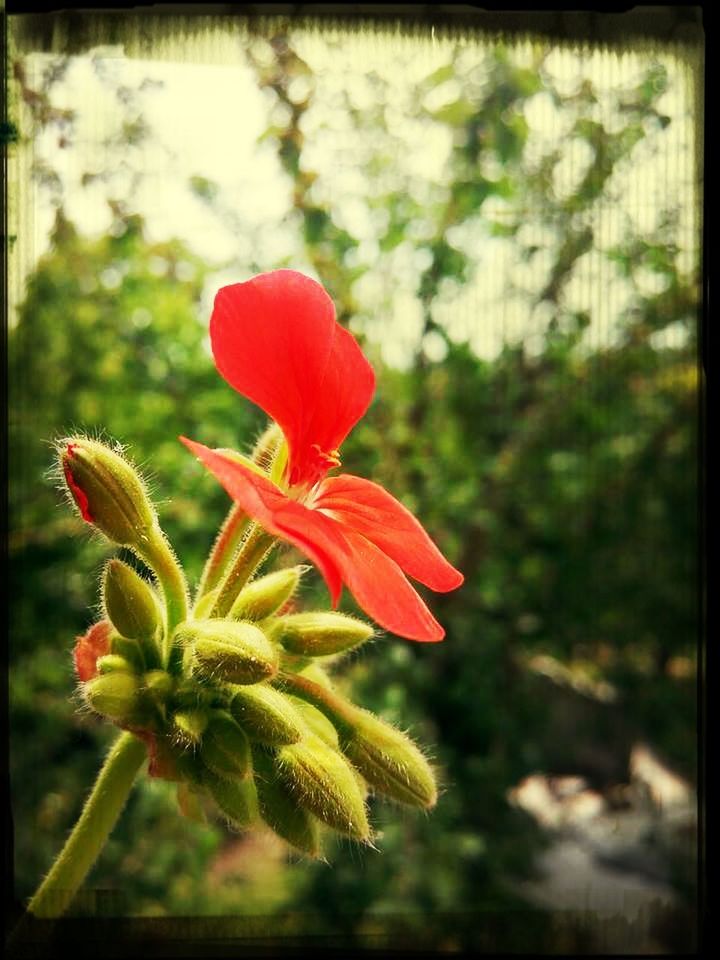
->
(59, 435), (438, 858)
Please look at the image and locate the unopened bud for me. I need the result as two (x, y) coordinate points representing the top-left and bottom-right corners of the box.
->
(289, 697), (339, 748)
(342, 710), (438, 809)
(85, 671), (140, 722)
(253, 748), (322, 857)
(276, 732), (370, 841)
(275, 612), (373, 657)
(103, 559), (160, 643)
(282, 674), (437, 809)
(173, 709), (209, 744)
(200, 712), (252, 780)
(59, 437), (156, 547)
(229, 684), (304, 745)
(229, 567), (302, 622)
(177, 620), (279, 685)
(205, 770), (259, 829)
(96, 654), (134, 675)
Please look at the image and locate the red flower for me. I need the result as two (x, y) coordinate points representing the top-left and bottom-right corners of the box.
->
(182, 270), (463, 641)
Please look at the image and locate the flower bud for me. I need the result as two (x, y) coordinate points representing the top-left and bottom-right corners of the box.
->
(205, 770), (259, 829)
(276, 732), (369, 841)
(85, 671), (140, 722)
(74, 620), (112, 682)
(229, 684), (304, 746)
(96, 654), (134, 675)
(341, 709), (438, 809)
(177, 620), (279, 685)
(172, 709), (209, 744)
(103, 558), (160, 643)
(253, 748), (322, 857)
(289, 697), (339, 748)
(229, 567), (302, 622)
(275, 612), (373, 657)
(200, 711), (252, 780)
(59, 438), (157, 547)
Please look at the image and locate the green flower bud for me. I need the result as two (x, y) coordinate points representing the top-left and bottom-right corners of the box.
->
(96, 654), (134, 675)
(143, 669), (174, 702)
(200, 712), (252, 780)
(276, 732), (370, 841)
(205, 770), (259, 829)
(289, 697), (339, 748)
(281, 673), (437, 809)
(178, 620), (279, 685)
(253, 748), (322, 858)
(275, 612), (373, 657)
(59, 437), (157, 547)
(229, 684), (304, 746)
(229, 567), (302, 622)
(103, 558), (160, 644)
(341, 710), (438, 810)
(173, 709), (209, 744)
(85, 671), (140, 722)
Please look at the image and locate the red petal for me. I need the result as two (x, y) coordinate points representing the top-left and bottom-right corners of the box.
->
(182, 438), (448, 641)
(210, 271), (374, 487)
(74, 620), (111, 682)
(180, 437), (343, 601)
(313, 475), (464, 592)
(274, 507), (446, 642)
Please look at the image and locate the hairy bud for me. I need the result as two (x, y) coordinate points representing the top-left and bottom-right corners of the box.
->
(200, 712), (252, 780)
(205, 770), (259, 829)
(172, 709), (209, 744)
(253, 748), (322, 857)
(176, 620), (279, 685)
(85, 671), (140, 723)
(341, 709), (438, 809)
(230, 567), (302, 622)
(96, 654), (134, 676)
(229, 684), (304, 745)
(103, 558), (160, 644)
(275, 612), (373, 657)
(276, 732), (370, 841)
(59, 438), (156, 547)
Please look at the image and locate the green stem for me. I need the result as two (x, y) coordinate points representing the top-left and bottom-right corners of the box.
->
(210, 524), (275, 618)
(27, 732), (147, 919)
(195, 504), (250, 605)
(139, 525), (188, 663)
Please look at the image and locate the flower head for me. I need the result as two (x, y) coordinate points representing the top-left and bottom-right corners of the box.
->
(182, 269), (463, 641)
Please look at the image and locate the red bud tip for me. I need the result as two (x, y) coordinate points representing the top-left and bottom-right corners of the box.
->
(63, 446), (94, 523)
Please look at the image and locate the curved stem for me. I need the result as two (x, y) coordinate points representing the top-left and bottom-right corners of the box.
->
(210, 524), (275, 618)
(139, 525), (188, 663)
(195, 504), (250, 604)
(27, 732), (147, 919)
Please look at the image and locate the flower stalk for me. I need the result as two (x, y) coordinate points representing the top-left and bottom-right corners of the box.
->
(27, 732), (147, 919)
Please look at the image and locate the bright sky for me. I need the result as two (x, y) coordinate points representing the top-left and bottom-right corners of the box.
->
(10, 27), (700, 366)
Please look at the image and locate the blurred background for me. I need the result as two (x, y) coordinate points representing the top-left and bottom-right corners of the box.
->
(8, 13), (701, 953)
